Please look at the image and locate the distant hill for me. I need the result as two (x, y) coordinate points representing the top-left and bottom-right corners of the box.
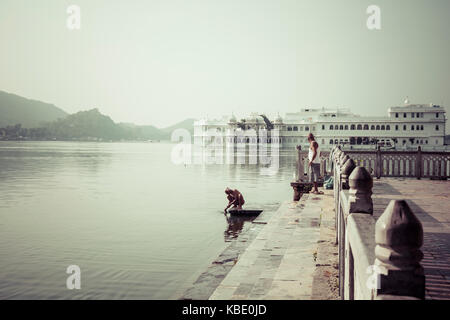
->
(119, 119), (196, 141)
(118, 123), (167, 141)
(160, 118), (196, 138)
(45, 108), (128, 140)
(0, 90), (68, 128)
(0, 90), (196, 141)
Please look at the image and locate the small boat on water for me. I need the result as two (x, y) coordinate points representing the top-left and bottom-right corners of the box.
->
(228, 209), (263, 216)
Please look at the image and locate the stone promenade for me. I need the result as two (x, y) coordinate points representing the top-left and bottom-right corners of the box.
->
(209, 192), (337, 300)
(371, 178), (450, 300)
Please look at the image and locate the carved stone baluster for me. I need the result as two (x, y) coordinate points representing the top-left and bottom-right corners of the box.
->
(374, 200), (425, 299)
(348, 166), (373, 214)
(334, 152), (342, 169)
(296, 145), (303, 181)
(438, 158), (442, 178)
(340, 154), (350, 167)
(291, 145), (304, 201)
(334, 148), (342, 202)
(333, 148), (342, 245)
(341, 158), (356, 190)
(376, 145), (382, 179)
(409, 158), (413, 177)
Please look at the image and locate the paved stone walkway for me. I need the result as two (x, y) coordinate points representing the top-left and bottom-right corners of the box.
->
(209, 194), (323, 300)
(311, 190), (339, 300)
(179, 208), (276, 300)
(371, 178), (450, 300)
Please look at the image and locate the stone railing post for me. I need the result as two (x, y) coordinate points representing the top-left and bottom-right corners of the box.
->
(333, 147), (342, 245)
(334, 146), (342, 165)
(348, 166), (373, 214)
(374, 200), (425, 299)
(333, 149), (341, 172)
(340, 154), (349, 167)
(415, 146), (422, 180)
(376, 145), (382, 179)
(340, 166), (373, 298)
(341, 158), (356, 190)
(334, 152), (340, 213)
(333, 148), (341, 197)
(296, 145), (304, 181)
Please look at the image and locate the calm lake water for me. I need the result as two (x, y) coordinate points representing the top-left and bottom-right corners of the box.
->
(0, 141), (296, 299)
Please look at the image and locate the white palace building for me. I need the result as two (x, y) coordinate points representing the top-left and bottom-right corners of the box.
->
(193, 100), (447, 151)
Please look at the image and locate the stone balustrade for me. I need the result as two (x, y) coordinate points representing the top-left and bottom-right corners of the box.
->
(331, 146), (426, 300)
(292, 144), (450, 203)
(296, 145), (450, 180)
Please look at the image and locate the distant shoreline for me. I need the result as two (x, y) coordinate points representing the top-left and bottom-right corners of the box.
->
(0, 138), (170, 143)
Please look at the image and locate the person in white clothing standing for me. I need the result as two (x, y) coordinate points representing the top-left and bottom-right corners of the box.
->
(308, 133), (323, 194)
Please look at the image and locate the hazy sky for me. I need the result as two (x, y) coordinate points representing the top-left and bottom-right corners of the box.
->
(0, 0), (449, 128)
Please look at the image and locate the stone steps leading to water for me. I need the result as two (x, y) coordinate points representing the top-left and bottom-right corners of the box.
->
(209, 194), (324, 300)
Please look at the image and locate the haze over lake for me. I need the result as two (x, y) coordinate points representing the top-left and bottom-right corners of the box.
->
(0, 141), (295, 299)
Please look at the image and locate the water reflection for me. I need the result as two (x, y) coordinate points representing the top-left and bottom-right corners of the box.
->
(223, 213), (256, 241)
(193, 146), (295, 164)
(193, 148), (298, 184)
